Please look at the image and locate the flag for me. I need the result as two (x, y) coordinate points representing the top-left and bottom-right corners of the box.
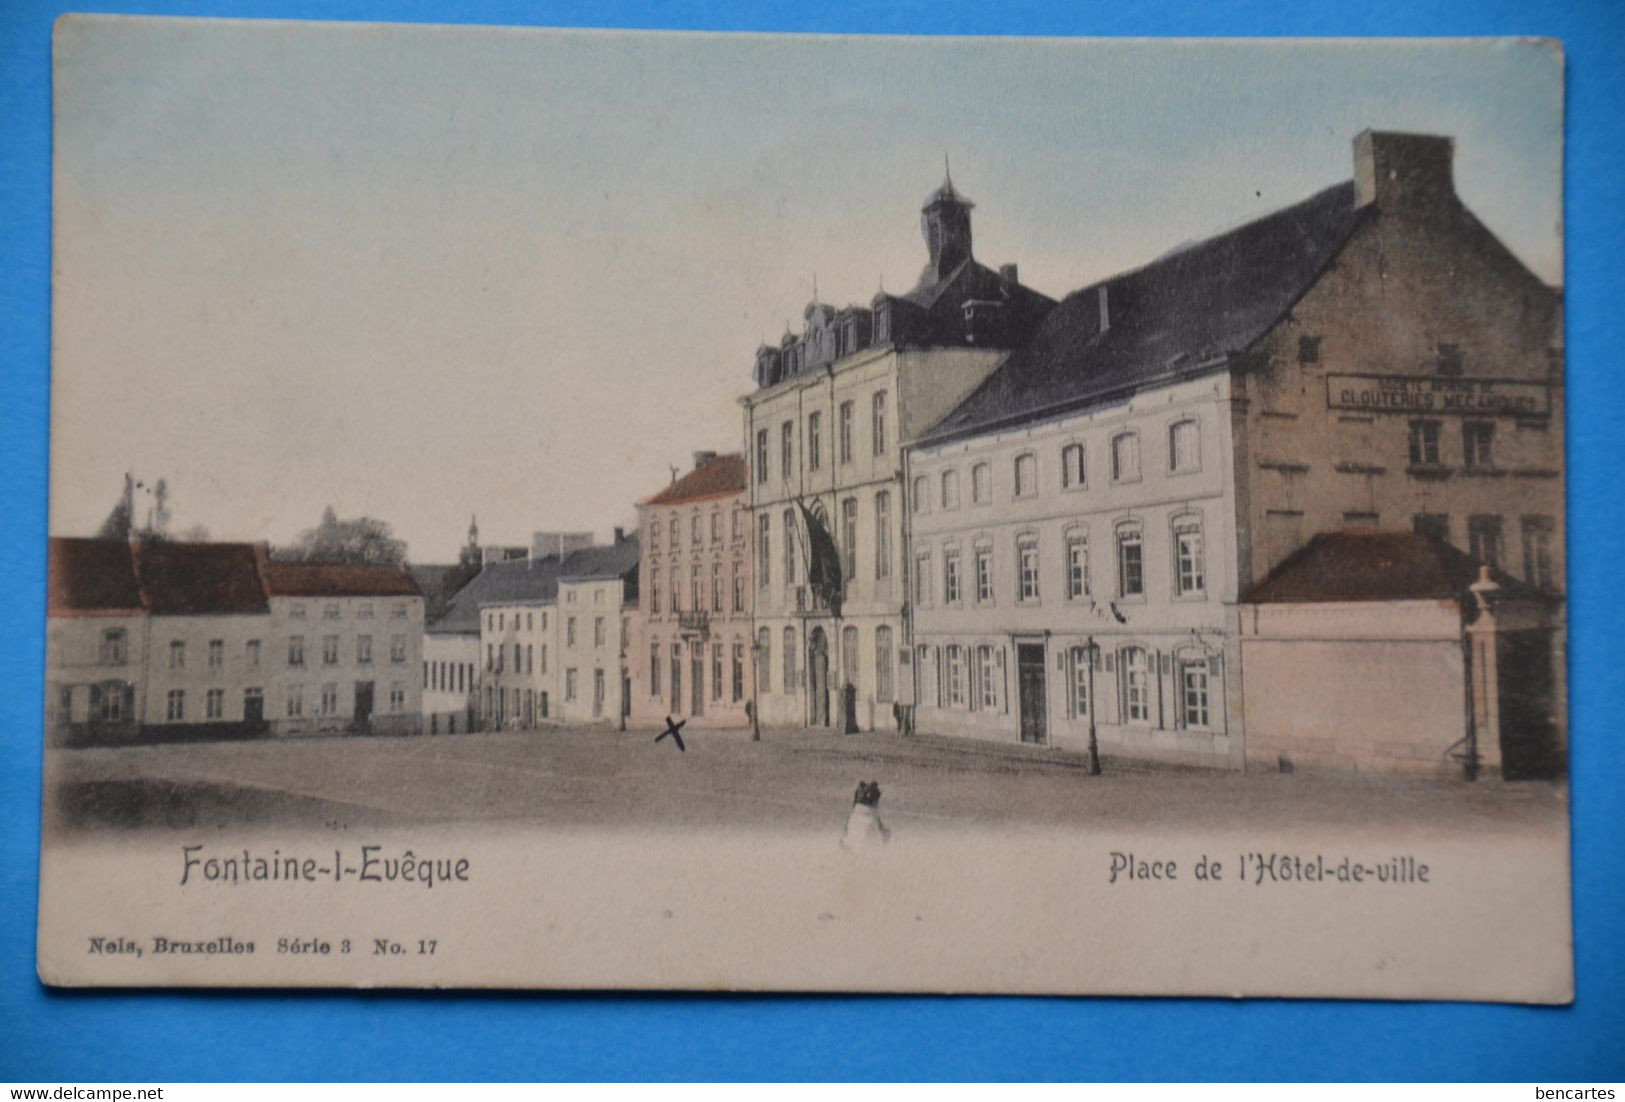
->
(797, 500), (843, 618)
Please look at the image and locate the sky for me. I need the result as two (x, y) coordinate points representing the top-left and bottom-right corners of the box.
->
(50, 19), (1564, 562)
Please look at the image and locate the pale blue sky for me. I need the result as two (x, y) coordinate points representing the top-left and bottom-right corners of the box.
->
(51, 18), (1563, 561)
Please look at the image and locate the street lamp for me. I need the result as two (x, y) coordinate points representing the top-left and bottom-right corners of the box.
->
(1084, 635), (1101, 776)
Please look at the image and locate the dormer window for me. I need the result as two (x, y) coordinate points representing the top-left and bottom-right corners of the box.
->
(1437, 343), (1463, 376)
(874, 303), (890, 344)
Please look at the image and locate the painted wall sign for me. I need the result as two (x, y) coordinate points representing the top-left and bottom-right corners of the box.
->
(1326, 373), (1550, 417)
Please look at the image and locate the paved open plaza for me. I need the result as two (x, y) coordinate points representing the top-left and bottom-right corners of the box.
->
(45, 724), (1567, 837)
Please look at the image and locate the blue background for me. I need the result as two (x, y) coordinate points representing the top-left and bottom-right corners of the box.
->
(2, 0), (1621, 1082)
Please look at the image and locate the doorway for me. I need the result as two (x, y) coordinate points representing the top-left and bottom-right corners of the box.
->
(1017, 644), (1047, 745)
(354, 680), (374, 733)
(670, 645), (682, 716)
(691, 642), (705, 717)
(808, 628), (829, 727)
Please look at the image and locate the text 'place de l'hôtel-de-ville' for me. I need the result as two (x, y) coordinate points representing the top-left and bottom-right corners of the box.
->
(46, 130), (1565, 781)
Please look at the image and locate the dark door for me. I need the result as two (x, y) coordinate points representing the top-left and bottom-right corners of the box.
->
(808, 629), (829, 726)
(1017, 644), (1047, 745)
(354, 681), (374, 731)
(243, 691), (264, 725)
(691, 644), (705, 717)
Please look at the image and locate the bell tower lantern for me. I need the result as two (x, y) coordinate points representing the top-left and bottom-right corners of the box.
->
(921, 162), (974, 282)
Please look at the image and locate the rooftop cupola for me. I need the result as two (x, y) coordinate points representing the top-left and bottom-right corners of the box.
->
(922, 161), (974, 282)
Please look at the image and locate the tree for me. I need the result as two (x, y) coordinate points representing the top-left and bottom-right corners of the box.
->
(276, 506), (407, 565)
(95, 473), (136, 540)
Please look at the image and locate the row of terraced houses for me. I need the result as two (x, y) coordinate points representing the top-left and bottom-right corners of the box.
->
(47, 130), (1566, 778)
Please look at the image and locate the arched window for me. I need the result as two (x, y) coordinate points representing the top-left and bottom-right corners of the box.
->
(1013, 453), (1037, 498)
(842, 625), (860, 691)
(1172, 513), (1205, 596)
(1179, 651), (1213, 728)
(945, 645), (966, 708)
(875, 626), (894, 703)
(1061, 443), (1086, 489)
(1122, 647), (1151, 723)
(1068, 646), (1092, 718)
(1116, 522), (1145, 598)
(971, 462), (991, 504)
(756, 628), (771, 692)
(1169, 419), (1200, 474)
(1111, 432), (1141, 482)
(783, 626), (797, 691)
(941, 469), (961, 509)
(913, 475), (930, 514)
(783, 508), (797, 590)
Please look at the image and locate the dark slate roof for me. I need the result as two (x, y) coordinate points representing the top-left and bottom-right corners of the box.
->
(407, 563), (479, 624)
(1243, 530), (1542, 605)
(261, 560), (420, 599)
(136, 540), (270, 616)
(428, 555), (565, 635)
(888, 257), (1056, 345)
(48, 538), (143, 614)
(922, 182), (1368, 444)
(559, 536), (641, 581)
(641, 454), (747, 506)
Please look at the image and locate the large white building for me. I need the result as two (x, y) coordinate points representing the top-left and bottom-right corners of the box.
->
(739, 173), (1054, 731)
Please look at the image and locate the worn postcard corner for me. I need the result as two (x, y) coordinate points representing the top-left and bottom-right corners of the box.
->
(41, 20), (1570, 1001)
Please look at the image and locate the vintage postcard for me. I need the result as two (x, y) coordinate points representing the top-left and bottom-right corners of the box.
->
(40, 18), (1570, 1001)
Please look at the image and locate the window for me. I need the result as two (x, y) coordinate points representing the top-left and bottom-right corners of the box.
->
(1522, 516), (1555, 590)
(755, 429), (769, 483)
(840, 498), (858, 585)
(687, 564), (700, 612)
(100, 629), (127, 666)
(650, 641), (662, 697)
(390, 685), (405, 713)
(972, 462), (991, 504)
(912, 475), (929, 514)
(208, 639), (223, 669)
(1409, 420), (1442, 466)
(711, 561), (723, 612)
(1068, 646), (1091, 718)
(1122, 648), (1150, 723)
(391, 602), (409, 620)
(593, 618), (605, 648)
(669, 566), (680, 612)
(356, 634), (373, 665)
(783, 508), (797, 589)
(842, 626), (860, 693)
(1169, 420), (1200, 474)
(1174, 517), (1205, 596)
(1111, 433), (1140, 482)
(243, 686), (262, 718)
(783, 626), (796, 690)
(808, 412), (823, 471)
(1298, 335), (1322, 364)
(288, 635), (305, 667)
(944, 549), (963, 604)
(246, 639), (260, 668)
(872, 391), (888, 455)
(781, 420), (794, 480)
(322, 602), (340, 620)
(710, 511), (722, 544)
(649, 522), (659, 554)
(1437, 342), (1463, 376)
(874, 492), (892, 580)
(1118, 526), (1145, 597)
(322, 635), (339, 666)
(732, 508), (742, 542)
(691, 513), (701, 547)
(875, 626), (894, 703)
(1414, 514), (1450, 542)
(1018, 537), (1040, 601)
(669, 517), (679, 547)
(732, 565), (745, 612)
(914, 551), (932, 606)
(206, 688), (224, 720)
(1181, 660), (1210, 728)
(286, 686), (303, 718)
(977, 645), (1000, 711)
(567, 617), (577, 646)
(320, 683), (338, 716)
(593, 670), (605, 717)
(1468, 515), (1504, 569)
(169, 640), (185, 670)
(712, 644), (724, 701)
(166, 689), (185, 722)
(757, 629), (771, 692)
(839, 401), (854, 463)
(1061, 443), (1086, 489)
(650, 570), (661, 614)
(732, 643), (744, 702)
(945, 645), (966, 708)
(565, 669), (577, 702)
(941, 469), (960, 510)
(1014, 453), (1036, 498)
(290, 604), (307, 620)
(1464, 422), (1495, 468)
(758, 514), (771, 589)
(357, 602), (374, 620)
(1067, 536), (1090, 599)
(975, 547), (993, 603)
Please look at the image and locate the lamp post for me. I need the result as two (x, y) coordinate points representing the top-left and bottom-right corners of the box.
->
(1085, 635), (1101, 776)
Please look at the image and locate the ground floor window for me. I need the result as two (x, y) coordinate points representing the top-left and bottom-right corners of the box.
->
(875, 627), (894, 703)
(205, 688), (224, 720)
(757, 630), (771, 693)
(712, 644), (724, 702)
(650, 640), (661, 697)
(1181, 659), (1210, 728)
(1122, 648), (1150, 723)
(566, 669), (578, 702)
(945, 645), (966, 708)
(976, 645), (1000, 711)
(1068, 646), (1091, 718)
(166, 689), (184, 722)
(592, 669), (604, 717)
(391, 685), (407, 713)
(732, 643), (745, 703)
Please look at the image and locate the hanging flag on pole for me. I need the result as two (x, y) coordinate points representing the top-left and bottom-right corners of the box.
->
(796, 500), (843, 618)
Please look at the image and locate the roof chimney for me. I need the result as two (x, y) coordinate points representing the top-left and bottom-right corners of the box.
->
(692, 450), (717, 470)
(613, 526), (625, 544)
(1354, 130), (1455, 212)
(1097, 285), (1111, 333)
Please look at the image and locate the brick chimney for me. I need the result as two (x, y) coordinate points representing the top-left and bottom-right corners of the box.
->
(1354, 130), (1456, 212)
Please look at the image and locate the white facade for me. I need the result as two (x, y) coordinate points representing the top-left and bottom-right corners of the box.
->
(423, 631), (479, 734)
(907, 372), (1245, 768)
(268, 594), (425, 737)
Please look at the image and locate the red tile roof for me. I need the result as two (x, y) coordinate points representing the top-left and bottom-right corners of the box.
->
(261, 560), (421, 598)
(641, 453), (748, 506)
(1244, 530), (1542, 604)
(48, 538), (143, 615)
(136, 540), (270, 615)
